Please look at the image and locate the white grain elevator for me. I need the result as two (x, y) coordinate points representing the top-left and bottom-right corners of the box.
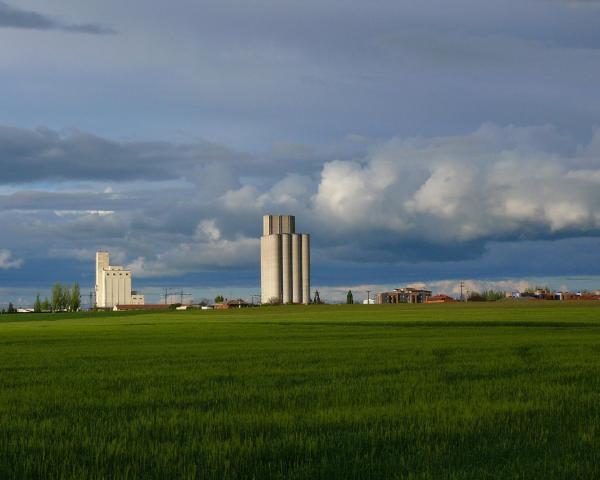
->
(260, 215), (310, 304)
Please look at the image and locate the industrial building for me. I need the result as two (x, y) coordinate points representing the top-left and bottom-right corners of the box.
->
(376, 287), (432, 304)
(95, 251), (145, 308)
(260, 215), (310, 304)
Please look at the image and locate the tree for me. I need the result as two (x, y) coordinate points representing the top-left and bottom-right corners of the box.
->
(34, 294), (42, 313)
(52, 283), (63, 311)
(467, 291), (486, 302)
(483, 290), (504, 301)
(267, 297), (282, 305)
(42, 297), (50, 312)
(61, 286), (71, 311)
(214, 295), (224, 303)
(70, 282), (81, 312)
(346, 290), (354, 304)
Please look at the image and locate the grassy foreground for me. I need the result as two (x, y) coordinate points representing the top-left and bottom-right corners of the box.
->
(0, 302), (599, 479)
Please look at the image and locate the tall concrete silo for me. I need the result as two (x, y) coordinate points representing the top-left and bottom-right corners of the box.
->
(281, 215), (295, 235)
(260, 215), (310, 305)
(301, 233), (310, 304)
(281, 233), (292, 304)
(291, 234), (303, 304)
(260, 233), (282, 304)
(95, 251), (109, 307)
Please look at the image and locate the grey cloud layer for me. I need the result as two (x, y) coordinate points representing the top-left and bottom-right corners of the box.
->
(3, 0), (600, 147)
(0, 2), (115, 34)
(2, 124), (600, 278)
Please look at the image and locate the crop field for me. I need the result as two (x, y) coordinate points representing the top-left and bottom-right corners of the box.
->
(0, 302), (599, 479)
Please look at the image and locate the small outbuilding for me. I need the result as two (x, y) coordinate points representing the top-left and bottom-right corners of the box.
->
(214, 299), (251, 309)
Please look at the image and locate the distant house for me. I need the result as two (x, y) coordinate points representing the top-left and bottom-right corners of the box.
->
(580, 294), (600, 300)
(563, 292), (600, 301)
(376, 288), (432, 304)
(534, 289), (556, 300)
(214, 299), (251, 310)
(579, 293), (600, 300)
(425, 294), (457, 304)
(557, 292), (577, 301)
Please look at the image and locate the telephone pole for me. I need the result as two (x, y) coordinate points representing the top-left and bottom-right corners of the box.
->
(162, 288), (173, 304)
(175, 290), (192, 305)
(89, 289), (95, 309)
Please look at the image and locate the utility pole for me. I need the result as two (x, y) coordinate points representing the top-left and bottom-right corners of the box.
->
(251, 294), (260, 305)
(162, 288), (173, 305)
(366, 290), (371, 305)
(460, 281), (465, 302)
(173, 289), (192, 305)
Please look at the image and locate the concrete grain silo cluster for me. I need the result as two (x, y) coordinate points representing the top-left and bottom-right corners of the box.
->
(95, 251), (145, 308)
(260, 215), (310, 304)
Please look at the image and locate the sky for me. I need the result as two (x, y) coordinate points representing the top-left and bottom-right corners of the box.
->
(2, 0), (600, 305)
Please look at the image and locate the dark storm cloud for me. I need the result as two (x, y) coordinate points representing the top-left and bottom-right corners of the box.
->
(0, 1), (115, 34)
(0, 190), (118, 210)
(0, 126), (249, 184)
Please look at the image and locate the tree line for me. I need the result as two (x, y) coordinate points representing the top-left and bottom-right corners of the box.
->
(1, 282), (81, 314)
(35, 282), (81, 312)
(467, 290), (505, 302)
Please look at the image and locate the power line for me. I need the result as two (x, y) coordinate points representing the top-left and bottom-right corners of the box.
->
(161, 288), (192, 304)
(174, 289), (192, 304)
(161, 288), (172, 304)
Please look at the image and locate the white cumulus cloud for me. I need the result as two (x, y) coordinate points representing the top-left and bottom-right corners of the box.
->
(0, 249), (23, 269)
(313, 124), (600, 243)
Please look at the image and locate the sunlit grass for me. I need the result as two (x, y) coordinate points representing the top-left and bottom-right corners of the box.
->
(1, 303), (599, 478)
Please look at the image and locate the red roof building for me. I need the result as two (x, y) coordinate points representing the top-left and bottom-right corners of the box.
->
(425, 294), (457, 304)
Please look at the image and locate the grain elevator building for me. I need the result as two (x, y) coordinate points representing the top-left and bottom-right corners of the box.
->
(95, 251), (145, 308)
(260, 215), (310, 304)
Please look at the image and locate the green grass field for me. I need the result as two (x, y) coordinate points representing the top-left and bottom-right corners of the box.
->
(1, 302), (599, 479)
